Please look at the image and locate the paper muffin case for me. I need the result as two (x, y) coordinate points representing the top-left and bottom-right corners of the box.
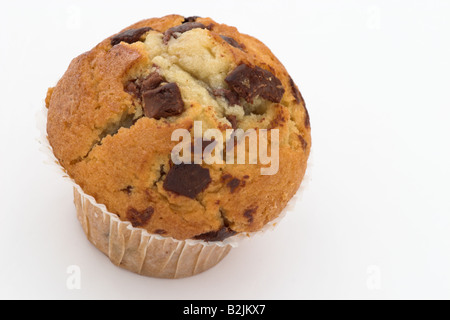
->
(73, 186), (231, 278)
(37, 105), (312, 278)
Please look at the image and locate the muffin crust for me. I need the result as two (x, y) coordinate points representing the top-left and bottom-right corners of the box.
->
(46, 15), (311, 240)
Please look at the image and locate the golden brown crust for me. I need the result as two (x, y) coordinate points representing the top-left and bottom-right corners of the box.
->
(47, 15), (311, 240)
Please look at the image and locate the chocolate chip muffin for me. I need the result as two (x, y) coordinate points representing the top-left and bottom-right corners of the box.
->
(46, 14), (311, 242)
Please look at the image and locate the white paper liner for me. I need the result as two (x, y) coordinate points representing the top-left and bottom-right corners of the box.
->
(73, 187), (232, 278)
(36, 104), (312, 249)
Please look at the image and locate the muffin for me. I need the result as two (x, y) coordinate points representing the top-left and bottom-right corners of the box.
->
(45, 14), (311, 278)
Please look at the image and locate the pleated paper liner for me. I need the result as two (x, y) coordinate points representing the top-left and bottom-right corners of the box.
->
(37, 105), (311, 278)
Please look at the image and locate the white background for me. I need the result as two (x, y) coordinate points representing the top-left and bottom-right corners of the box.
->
(1, 0), (449, 300)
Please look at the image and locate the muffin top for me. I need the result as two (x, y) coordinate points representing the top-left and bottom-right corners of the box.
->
(46, 15), (311, 241)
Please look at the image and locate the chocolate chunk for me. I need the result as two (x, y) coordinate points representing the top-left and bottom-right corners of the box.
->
(120, 185), (134, 195)
(213, 88), (241, 106)
(163, 163), (212, 199)
(124, 81), (140, 98)
(289, 76), (304, 104)
(125, 71), (165, 100)
(227, 178), (241, 193)
(226, 115), (238, 129)
(225, 64), (285, 104)
(141, 72), (165, 92)
(220, 35), (244, 50)
(142, 82), (184, 119)
(183, 16), (200, 23)
(221, 174), (232, 182)
(298, 135), (308, 151)
(243, 207), (258, 224)
(111, 27), (152, 46)
(193, 226), (237, 242)
(163, 22), (209, 44)
(126, 207), (154, 228)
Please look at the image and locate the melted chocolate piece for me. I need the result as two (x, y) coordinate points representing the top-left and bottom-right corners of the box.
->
(111, 27), (152, 46)
(183, 16), (200, 23)
(243, 207), (257, 224)
(141, 72), (165, 92)
(221, 174), (232, 182)
(124, 81), (140, 98)
(125, 72), (185, 120)
(126, 207), (154, 228)
(225, 64), (285, 104)
(120, 186), (134, 195)
(193, 226), (237, 242)
(227, 178), (241, 193)
(163, 163), (212, 199)
(212, 88), (241, 106)
(142, 82), (184, 119)
(163, 22), (209, 44)
(220, 35), (244, 50)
